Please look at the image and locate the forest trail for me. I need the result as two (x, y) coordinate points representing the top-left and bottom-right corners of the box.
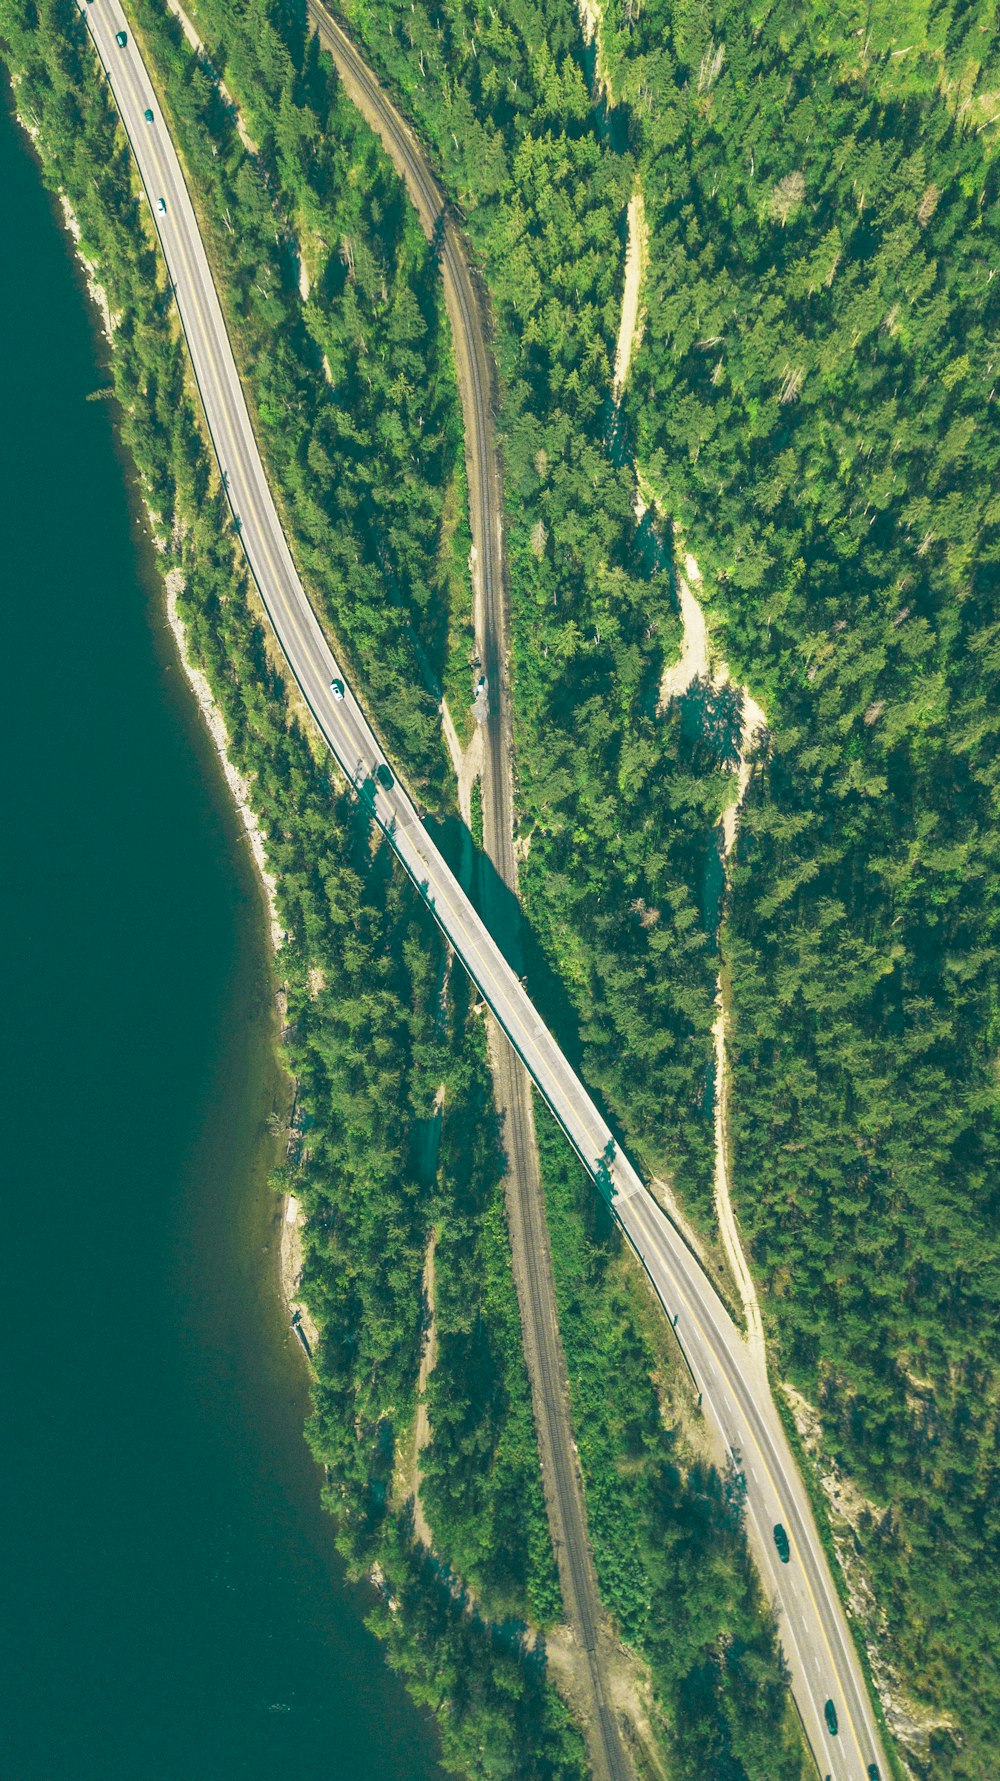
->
(657, 565), (710, 709)
(410, 1229), (438, 1549)
(590, 14), (764, 1363)
(164, 0), (257, 153)
(576, 0), (611, 101)
(657, 552), (767, 1362)
(70, 0), (893, 1763)
(440, 694), (483, 832)
(613, 191), (647, 401)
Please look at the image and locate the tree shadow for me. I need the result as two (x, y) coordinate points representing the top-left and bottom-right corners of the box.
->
(422, 813), (585, 1078)
(353, 793), (646, 1187)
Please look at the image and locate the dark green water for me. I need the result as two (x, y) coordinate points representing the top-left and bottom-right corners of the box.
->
(0, 93), (440, 1781)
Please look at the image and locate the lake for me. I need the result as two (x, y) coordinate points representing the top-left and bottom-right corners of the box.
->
(0, 84), (441, 1781)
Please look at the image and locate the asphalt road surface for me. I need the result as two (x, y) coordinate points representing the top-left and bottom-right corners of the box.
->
(79, 7), (889, 1777)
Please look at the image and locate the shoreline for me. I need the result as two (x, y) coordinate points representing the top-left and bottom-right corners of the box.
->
(163, 574), (286, 954)
(24, 99), (306, 1374)
(13, 105), (288, 961)
(279, 1191), (320, 1355)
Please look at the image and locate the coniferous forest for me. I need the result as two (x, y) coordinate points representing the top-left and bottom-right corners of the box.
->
(1, 0), (998, 1775)
(611, 7), (1000, 1772)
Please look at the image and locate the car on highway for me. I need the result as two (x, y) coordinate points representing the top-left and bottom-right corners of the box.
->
(773, 1522), (790, 1563)
(115, 29), (128, 47)
(144, 108), (154, 124)
(156, 197), (166, 216)
(79, 12), (889, 1765)
(867, 1767), (881, 1780)
(330, 678), (345, 702)
(824, 1699), (839, 1737)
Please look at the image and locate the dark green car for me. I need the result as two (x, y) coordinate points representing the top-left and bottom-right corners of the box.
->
(376, 763), (394, 791)
(773, 1523), (790, 1563)
(824, 1699), (839, 1737)
(867, 1767), (881, 1780)
(115, 29), (127, 46)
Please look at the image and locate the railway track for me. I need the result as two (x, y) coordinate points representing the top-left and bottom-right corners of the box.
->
(305, 12), (632, 1774)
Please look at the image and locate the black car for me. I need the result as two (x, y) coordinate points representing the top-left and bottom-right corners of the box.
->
(376, 763), (394, 791)
(824, 1699), (839, 1737)
(772, 1523), (790, 1563)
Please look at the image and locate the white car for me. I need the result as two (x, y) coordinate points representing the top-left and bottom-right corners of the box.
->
(156, 197), (166, 216)
(330, 678), (345, 702)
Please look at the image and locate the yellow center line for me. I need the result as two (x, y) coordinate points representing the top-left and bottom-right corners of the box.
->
(86, 12), (883, 1776)
(629, 1192), (872, 1777)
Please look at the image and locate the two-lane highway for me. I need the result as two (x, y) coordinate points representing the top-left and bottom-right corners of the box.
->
(78, 8), (889, 1776)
